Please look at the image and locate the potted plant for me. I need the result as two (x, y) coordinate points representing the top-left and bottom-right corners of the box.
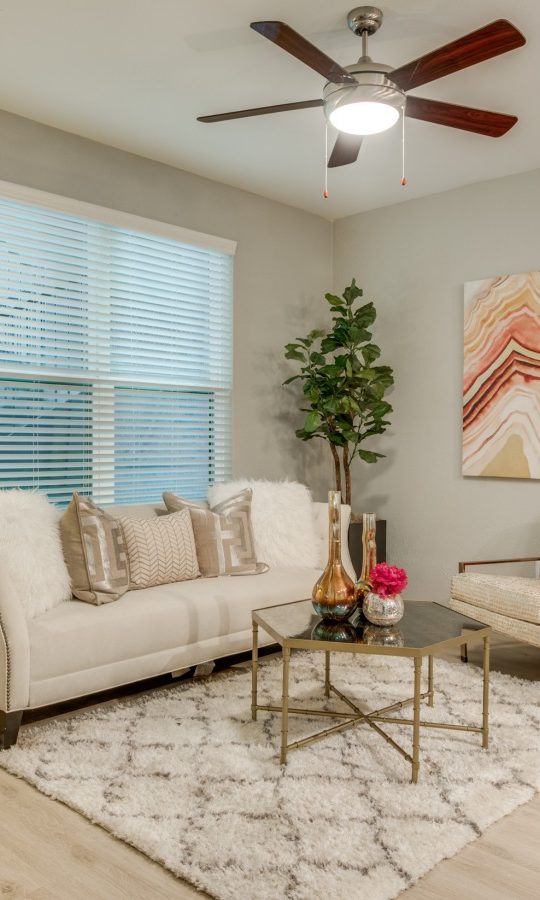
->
(283, 279), (394, 572)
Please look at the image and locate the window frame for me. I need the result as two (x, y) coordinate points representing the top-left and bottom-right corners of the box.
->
(0, 181), (236, 505)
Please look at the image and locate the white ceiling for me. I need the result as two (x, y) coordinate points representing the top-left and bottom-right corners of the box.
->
(0, 0), (538, 219)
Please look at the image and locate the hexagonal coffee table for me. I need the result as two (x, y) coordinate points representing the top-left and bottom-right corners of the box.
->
(252, 600), (491, 783)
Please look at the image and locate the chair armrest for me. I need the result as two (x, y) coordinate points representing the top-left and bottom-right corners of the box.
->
(0, 564), (30, 712)
(458, 557), (540, 573)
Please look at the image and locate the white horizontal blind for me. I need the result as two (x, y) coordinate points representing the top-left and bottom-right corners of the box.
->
(0, 195), (233, 505)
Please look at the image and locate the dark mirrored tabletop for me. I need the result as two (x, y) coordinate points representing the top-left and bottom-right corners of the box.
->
(253, 599), (490, 656)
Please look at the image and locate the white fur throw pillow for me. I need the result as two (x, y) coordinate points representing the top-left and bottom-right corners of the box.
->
(208, 480), (318, 569)
(0, 490), (71, 619)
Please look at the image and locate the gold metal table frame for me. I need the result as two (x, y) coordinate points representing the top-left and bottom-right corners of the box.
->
(252, 602), (491, 783)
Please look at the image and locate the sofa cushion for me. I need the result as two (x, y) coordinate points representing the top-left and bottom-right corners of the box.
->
(449, 596), (540, 648)
(451, 573), (540, 625)
(208, 480), (319, 569)
(119, 509), (199, 589)
(29, 567), (318, 683)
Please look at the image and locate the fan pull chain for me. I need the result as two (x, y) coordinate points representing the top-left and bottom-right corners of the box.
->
(401, 114), (407, 187)
(323, 121), (329, 198)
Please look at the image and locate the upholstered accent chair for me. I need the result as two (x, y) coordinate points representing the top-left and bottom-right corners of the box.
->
(450, 556), (540, 656)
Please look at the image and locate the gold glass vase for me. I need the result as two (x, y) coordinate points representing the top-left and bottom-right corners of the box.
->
(312, 491), (357, 621)
(356, 512), (377, 600)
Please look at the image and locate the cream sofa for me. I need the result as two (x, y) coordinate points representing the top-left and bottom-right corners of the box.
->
(0, 499), (353, 749)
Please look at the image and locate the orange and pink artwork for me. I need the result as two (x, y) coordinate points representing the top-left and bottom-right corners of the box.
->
(463, 271), (540, 479)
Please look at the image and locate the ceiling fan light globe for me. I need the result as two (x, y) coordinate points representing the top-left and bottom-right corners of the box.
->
(324, 72), (405, 136)
(329, 101), (399, 135)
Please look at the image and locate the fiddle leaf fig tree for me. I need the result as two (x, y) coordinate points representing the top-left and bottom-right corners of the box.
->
(283, 279), (393, 507)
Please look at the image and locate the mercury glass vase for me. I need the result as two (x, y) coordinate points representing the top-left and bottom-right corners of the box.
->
(312, 491), (357, 621)
(363, 592), (404, 626)
(363, 624), (405, 647)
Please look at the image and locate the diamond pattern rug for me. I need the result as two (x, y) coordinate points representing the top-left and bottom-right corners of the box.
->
(1, 653), (538, 899)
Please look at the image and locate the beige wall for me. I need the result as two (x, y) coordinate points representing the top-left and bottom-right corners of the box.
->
(0, 109), (332, 484)
(3, 108), (539, 599)
(333, 169), (540, 599)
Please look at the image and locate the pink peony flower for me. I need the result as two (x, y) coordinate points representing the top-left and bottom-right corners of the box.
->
(369, 562), (408, 599)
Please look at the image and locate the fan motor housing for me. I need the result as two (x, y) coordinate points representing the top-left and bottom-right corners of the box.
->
(323, 63), (406, 127)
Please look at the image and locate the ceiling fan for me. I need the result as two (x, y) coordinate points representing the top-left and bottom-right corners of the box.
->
(197, 6), (525, 168)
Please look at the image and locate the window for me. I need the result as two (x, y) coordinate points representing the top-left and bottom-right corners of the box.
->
(0, 186), (234, 505)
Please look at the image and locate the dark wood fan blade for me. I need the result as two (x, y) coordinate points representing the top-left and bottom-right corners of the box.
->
(406, 96), (517, 137)
(328, 134), (363, 168)
(390, 19), (526, 91)
(197, 99), (323, 123)
(250, 21), (355, 85)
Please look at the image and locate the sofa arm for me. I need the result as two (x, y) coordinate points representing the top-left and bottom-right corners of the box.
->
(458, 557), (540, 573)
(0, 566), (30, 712)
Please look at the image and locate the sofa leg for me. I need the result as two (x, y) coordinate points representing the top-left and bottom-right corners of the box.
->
(460, 643), (468, 663)
(0, 710), (23, 749)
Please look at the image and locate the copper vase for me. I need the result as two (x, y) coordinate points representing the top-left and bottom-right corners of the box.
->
(312, 491), (357, 621)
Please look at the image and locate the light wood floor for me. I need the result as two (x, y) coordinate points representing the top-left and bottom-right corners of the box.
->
(1, 634), (538, 900)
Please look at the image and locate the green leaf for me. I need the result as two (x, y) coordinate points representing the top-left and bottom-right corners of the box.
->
(371, 400), (392, 418)
(349, 326), (372, 344)
(307, 328), (325, 341)
(357, 449), (385, 463)
(362, 343), (381, 365)
(285, 348), (306, 362)
(283, 375), (300, 385)
(369, 382), (385, 399)
(353, 302), (377, 327)
(304, 411), (322, 433)
(356, 369), (377, 381)
(310, 352), (325, 366)
(328, 433), (347, 446)
(325, 292), (344, 306)
(322, 398), (338, 414)
(321, 364), (342, 378)
(320, 337), (338, 353)
(342, 279), (363, 305)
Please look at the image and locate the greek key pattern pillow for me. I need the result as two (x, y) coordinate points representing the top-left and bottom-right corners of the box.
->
(60, 492), (129, 605)
(162, 489), (268, 577)
(119, 508), (199, 589)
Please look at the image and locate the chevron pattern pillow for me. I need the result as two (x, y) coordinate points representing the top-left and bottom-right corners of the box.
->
(119, 509), (199, 589)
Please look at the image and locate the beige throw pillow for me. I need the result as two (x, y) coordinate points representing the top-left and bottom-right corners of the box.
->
(119, 508), (199, 589)
(163, 488), (268, 577)
(60, 492), (129, 605)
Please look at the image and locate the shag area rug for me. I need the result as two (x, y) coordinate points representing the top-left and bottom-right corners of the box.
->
(1, 653), (539, 900)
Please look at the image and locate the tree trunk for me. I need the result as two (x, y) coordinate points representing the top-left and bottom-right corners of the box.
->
(329, 443), (342, 495)
(343, 451), (352, 507)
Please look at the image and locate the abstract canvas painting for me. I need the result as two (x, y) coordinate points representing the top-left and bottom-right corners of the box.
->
(463, 271), (540, 479)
